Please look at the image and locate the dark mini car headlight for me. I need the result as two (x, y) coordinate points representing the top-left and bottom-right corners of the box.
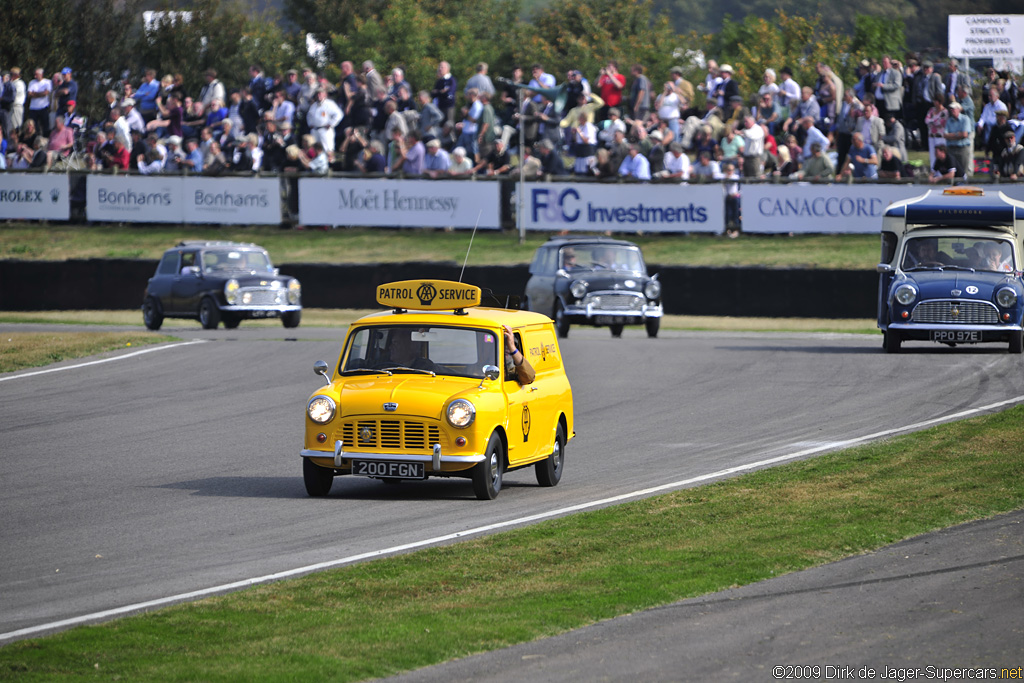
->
(996, 287), (1018, 308)
(569, 280), (588, 299)
(894, 284), (917, 306)
(225, 279), (240, 304)
(644, 280), (661, 299)
(307, 396), (336, 424)
(446, 399), (476, 428)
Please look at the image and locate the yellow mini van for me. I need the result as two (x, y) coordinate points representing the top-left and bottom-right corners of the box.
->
(301, 280), (575, 500)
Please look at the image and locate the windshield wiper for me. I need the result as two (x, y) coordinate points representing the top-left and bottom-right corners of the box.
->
(341, 368), (394, 376)
(381, 366), (437, 376)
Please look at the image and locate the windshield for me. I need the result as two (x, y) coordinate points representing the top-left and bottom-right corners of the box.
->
(202, 249), (273, 273)
(560, 245), (644, 273)
(341, 325), (499, 379)
(902, 236), (1015, 273)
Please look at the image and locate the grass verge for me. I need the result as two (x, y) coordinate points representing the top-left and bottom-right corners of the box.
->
(0, 223), (880, 270)
(2, 404), (1022, 680)
(0, 332), (178, 374)
(0, 309), (879, 335)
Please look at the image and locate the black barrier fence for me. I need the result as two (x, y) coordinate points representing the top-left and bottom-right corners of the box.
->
(0, 259), (878, 319)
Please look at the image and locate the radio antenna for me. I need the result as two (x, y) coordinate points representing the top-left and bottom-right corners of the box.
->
(459, 210), (482, 283)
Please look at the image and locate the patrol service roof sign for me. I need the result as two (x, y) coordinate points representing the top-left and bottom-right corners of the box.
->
(377, 280), (482, 310)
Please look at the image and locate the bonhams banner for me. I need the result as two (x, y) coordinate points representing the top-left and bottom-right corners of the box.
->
(0, 174), (70, 220)
(298, 178), (501, 229)
(521, 182), (726, 234)
(86, 176), (281, 224)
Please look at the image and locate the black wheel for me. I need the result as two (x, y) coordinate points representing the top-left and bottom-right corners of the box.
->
(199, 297), (221, 330)
(884, 330), (901, 354)
(303, 458), (334, 497)
(609, 324), (624, 338)
(645, 317), (660, 338)
(554, 301), (570, 339)
(1010, 331), (1023, 354)
(142, 296), (163, 331)
(222, 315), (241, 329)
(472, 432), (505, 500)
(282, 310), (302, 328)
(536, 423), (566, 487)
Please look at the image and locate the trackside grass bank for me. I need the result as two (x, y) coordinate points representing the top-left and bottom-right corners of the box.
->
(3, 404), (1023, 680)
(0, 332), (177, 374)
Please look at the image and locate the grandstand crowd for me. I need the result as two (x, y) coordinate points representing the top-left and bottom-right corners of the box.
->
(1, 55), (1024, 182)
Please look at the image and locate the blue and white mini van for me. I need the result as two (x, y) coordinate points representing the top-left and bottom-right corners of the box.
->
(877, 187), (1024, 353)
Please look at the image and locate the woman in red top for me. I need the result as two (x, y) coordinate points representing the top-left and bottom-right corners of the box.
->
(597, 61), (626, 119)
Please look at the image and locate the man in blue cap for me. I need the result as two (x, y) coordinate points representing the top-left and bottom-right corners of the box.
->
(55, 67), (77, 117)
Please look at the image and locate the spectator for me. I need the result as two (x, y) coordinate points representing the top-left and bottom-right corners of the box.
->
(722, 160), (741, 226)
(231, 133), (263, 173)
(783, 87), (820, 142)
(569, 112), (597, 174)
(393, 130), (425, 175)
(199, 69), (225, 109)
(455, 88), (482, 157)
(417, 90), (444, 142)
(202, 140), (228, 175)
(163, 135), (183, 172)
(204, 97), (228, 130)
(978, 86), (1009, 150)
(533, 138), (567, 176)
(432, 61), (457, 127)
(655, 81), (682, 140)
(847, 132), (878, 179)
(873, 55), (903, 120)
(692, 149), (723, 179)
(598, 106), (626, 148)
(943, 101), (972, 179)
(26, 67), (51, 136)
(306, 87), (343, 161)
(943, 58), (972, 106)
(834, 88), (863, 172)
(362, 61), (386, 103)
(656, 141), (691, 180)
(108, 135), (130, 170)
(448, 146), (473, 175)
(988, 111), (1016, 162)
(739, 115), (765, 177)
(527, 63), (556, 103)
(381, 99), (408, 146)
(877, 145), (902, 179)
(629, 64), (652, 122)
(422, 137), (450, 177)
(137, 145), (165, 175)
(135, 69), (160, 122)
(929, 144), (956, 183)
(597, 61), (626, 120)
(995, 130), (1024, 180)
(388, 67), (412, 99)
(697, 60), (722, 104)
(719, 122), (744, 167)
(800, 116), (830, 161)
(777, 66), (800, 111)
(181, 137), (203, 173)
(465, 62), (495, 97)
(711, 64), (740, 109)
(800, 142), (834, 180)
(148, 92), (184, 139)
(477, 91), (498, 160)
(618, 143), (651, 181)
(881, 113), (907, 165)
(756, 91), (780, 135)
(55, 67), (77, 117)
(270, 89), (295, 127)
(7, 67), (25, 134)
(283, 69), (302, 104)
(248, 64), (271, 113)
(356, 139), (387, 174)
(122, 98), (145, 134)
(669, 66), (695, 109)
(45, 115), (74, 167)
(471, 137), (511, 175)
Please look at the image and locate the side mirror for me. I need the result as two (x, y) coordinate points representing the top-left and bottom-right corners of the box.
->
(876, 263), (893, 274)
(313, 360), (330, 386)
(482, 365), (500, 381)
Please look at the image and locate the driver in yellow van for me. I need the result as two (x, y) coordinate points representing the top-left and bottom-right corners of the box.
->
(502, 324), (535, 385)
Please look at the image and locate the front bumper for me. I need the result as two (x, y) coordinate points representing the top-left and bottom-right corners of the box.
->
(887, 322), (1023, 342)
(563, 299), (662, 325)
(301, 441), (485, 472)
(221, 304), (301, 317)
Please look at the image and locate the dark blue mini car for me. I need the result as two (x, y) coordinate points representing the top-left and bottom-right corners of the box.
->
(877, 188), (1024, 353)
(143, 241), (301, 330)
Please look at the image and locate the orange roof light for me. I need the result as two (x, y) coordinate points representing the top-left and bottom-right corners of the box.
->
(943, 186), (985, 196)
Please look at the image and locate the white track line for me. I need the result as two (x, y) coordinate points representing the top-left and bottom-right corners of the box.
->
(0, 340), (206, 382)
(2, 392), (1022, 643)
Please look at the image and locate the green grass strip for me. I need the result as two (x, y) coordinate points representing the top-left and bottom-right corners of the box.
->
(3, 404), (1022, 681)
(0, 332), (178, 374)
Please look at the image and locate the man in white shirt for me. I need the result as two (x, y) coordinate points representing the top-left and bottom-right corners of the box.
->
(27, 67), (52, 135)
(306, 87), (343, 161)
(656, 142), (691, 179)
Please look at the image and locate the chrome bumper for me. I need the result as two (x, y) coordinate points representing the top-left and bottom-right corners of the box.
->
(300, 441), (485, 470)
(564, 302), (663, 319)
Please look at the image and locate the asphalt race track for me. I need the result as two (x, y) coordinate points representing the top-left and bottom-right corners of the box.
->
(2, 322), (1024, 669)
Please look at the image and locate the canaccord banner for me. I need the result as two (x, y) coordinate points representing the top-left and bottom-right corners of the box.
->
(299, 178), (501, 229)
(0, 174), (70, 220)
(521, 183), (725, 234)
(742, 184), (932, 234)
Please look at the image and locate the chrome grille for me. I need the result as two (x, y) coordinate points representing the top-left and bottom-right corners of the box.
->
(912, 300), (999, 324)
(339, 419), (443, 451)
(239, 288), (284, 305)
(584, 292), (644, 311)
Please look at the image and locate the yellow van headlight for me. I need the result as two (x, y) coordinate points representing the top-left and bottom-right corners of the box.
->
(446, 399), (476, 428)
(307, 396), (336, 424)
